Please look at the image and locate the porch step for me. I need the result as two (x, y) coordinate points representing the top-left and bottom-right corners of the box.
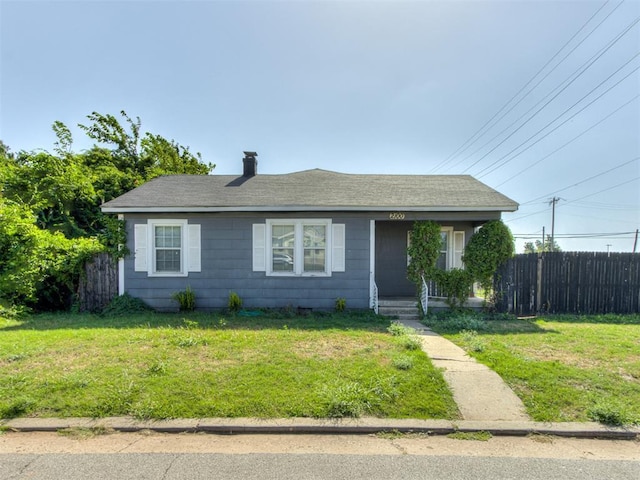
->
(378, 299), (421, 321)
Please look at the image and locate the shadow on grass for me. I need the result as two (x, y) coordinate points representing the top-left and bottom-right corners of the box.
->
(532, 313), (640, 325)
(423, 311), (558, 335)
(0, 310), (391, 332)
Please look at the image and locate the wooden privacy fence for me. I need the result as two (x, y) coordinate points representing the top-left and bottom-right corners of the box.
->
(77, 253), (118, 312)
(494, 252), (640, 315)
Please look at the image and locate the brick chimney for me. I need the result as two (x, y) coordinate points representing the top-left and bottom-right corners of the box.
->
(243, 151), (258, 177)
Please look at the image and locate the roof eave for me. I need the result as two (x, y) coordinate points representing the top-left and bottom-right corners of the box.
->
(101, 205), (519, 214)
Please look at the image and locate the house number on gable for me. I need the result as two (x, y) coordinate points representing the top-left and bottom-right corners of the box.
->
(389, 212), (405, 220)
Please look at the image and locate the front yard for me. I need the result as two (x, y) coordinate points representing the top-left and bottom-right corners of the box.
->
(0, 311), (457, 420)
(424, 313), (640, 425)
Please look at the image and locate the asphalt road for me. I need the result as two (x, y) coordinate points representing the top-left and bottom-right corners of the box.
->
(3, 452), (639, 480)
(1, 432), (638, 479)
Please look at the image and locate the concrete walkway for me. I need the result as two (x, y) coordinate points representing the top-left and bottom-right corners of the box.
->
(399, 319), (530, 422)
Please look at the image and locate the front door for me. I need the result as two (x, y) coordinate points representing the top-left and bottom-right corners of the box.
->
(375, 221), (416, 297)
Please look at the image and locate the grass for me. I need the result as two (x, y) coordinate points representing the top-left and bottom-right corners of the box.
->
(424, 312), (640, 425)
(0, 311), (458, 420)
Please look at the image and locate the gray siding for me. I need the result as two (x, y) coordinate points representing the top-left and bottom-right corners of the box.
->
(123, 211), (501, 311)
(123, 213), (371, 311)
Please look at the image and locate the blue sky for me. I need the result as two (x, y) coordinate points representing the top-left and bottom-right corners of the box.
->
(1, 0), (639, 252)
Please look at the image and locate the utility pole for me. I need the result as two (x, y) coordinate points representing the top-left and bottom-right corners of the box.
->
(634, 229), (638, 253)
(549, 197), (560, 252)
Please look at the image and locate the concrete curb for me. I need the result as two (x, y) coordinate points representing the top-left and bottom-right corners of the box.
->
(1, 417), (638, 440)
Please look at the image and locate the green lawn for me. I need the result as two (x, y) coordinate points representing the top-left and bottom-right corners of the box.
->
(0, 311), (458, 420)
(424, 313), (640, 425)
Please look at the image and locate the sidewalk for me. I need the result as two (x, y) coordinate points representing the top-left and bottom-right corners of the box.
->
(398, 319), (530, 422)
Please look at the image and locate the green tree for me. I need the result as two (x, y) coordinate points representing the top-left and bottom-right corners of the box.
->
(524, 235), (562, 253)
(0, 110), (214, 310)
(463, 220), (515, 296)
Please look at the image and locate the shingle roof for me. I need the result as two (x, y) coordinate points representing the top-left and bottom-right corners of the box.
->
(101, 169), (518, 213)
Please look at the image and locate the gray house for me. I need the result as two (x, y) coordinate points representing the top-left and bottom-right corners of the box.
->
(101, 152), (518, 311)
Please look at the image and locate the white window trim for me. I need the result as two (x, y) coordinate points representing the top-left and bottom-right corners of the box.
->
(148, 219), (189, 277)
(440, 226), (454, 270)
(266, 219), (332, 277)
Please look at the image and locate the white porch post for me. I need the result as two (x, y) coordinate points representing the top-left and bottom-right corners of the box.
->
(118, 214), (125, 296)
(369, 220), (376, 311)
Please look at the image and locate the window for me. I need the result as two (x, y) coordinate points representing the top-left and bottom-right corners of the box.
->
(253, 220), (344, 276)
(133, 219), (200, 276)
(155, 225), (182, 272)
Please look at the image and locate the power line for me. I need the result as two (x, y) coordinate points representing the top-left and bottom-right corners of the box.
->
(519, 156), (640, 205)
(564, 175), (640, 205)
(505, 175), (639, 224)
(431, 0), (617, 173)
(474, 56), (640, 179)
(460, 14), (640, 175)
(495, 95), (639, 187)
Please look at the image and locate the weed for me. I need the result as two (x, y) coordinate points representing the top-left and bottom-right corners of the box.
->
(391, 355), (415, 370)
(398, 335), (422, 351)
(172, 286), (196, 312)
(460, 330), (486, 353)
(182, 318), (199, 330)
(0, 397), (35, 418)
(423, 312), (488, 332)
(321, 377), (398, 418)
(172, 335), (208, 348)
(147, 359), (168, 376)
(57, 426), (113, 439)
(228, 291), (242, 313)
(387, 321), (413, 336)
(102, 293), (152, 316)
(335, 297), (347, 312)
(447, 431), (492, 441)
(587, 402), (631, 426)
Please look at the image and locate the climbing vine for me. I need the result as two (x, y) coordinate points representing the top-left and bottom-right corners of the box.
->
(406, 220), (442, 286)
(463, 220), (515, 297)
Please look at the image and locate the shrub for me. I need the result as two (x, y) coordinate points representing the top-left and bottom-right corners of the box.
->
(0, 198), (104, 310)
(407, 220), (442, 286)
(433, 268), (474, 310)
(463, 220), (514, 297)
(335, 297), (346, 312)
(228, 291), (242, 313)
(101, 292), (152, 316)
(172, 286), (196, 312)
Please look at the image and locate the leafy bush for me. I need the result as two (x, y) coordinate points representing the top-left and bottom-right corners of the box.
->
(407, 220), (442, 286)
(228, 291), (242, 313)
(433, 268), (474, 310)
(172, 286), (196, 312)
(0, 199), (104, 310)
(463, 220), (514, 297)
(101, 292), (152, 316)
